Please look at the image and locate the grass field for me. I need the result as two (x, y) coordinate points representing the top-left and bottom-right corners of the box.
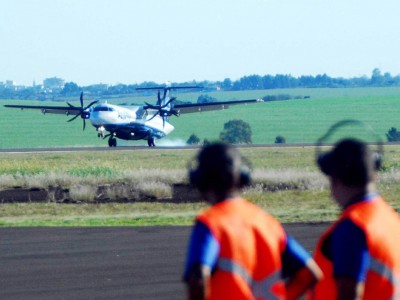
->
(1, 87), (400, 226)
(1, 146), (400, 226)
(1, 87), (400, 148)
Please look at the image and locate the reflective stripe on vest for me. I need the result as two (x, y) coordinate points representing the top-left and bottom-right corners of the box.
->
(370, 257), (399, 286)
(218, 257), (282, 300)
(369, 257), (400, 299)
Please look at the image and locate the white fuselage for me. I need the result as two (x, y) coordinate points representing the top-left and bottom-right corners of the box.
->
(89, 103), (174, 140)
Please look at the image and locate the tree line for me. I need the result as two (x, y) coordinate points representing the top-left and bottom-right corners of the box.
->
(1, 68), (399, 100)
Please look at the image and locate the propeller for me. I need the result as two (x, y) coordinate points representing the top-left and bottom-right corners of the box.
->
(67, 92), (98, 130)
(144, 97), (179, 127)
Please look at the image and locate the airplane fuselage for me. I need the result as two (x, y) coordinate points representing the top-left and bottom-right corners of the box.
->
(89, 103), (174, 141)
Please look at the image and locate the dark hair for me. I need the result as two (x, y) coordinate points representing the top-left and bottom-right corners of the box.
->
(189, 142), (251, 193)
(317, 138), (377, 186)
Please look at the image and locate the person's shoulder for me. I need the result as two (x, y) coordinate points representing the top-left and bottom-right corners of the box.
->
(332, 218), (366, 248)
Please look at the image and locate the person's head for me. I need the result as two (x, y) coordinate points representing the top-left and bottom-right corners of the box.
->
(317, 138), (380, 206)
(189, 142), (251, 201)
(317, 138), (379, 187)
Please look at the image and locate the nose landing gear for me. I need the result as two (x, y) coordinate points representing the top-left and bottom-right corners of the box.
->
(97, 126), (106, 138)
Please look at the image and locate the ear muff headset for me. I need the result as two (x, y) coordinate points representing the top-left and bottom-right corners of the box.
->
(189, 143), (252, 192)
(316, 119), (383, 176)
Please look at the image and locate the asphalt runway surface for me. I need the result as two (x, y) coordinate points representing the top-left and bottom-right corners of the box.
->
(0, 223), (329, 300)
(0, 144), (320, 153)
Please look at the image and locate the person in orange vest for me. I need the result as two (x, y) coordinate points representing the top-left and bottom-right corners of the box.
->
(183, 142), (322, 300)
(309, 138), (400, 300)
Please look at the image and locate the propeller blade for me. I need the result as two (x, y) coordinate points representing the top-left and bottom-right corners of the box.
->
(161, 97), (176, 108)
(80, 92), (84, 108)
(147, 111), (160, 121)
(144, 102), (159, 110)
(157, 91), (161, 105)
(162, 89), (167, 100)
(85, 100), (98, 110)
(67, 113), (80, 122)
(66, 102), (76, 108)
(83, 118), (86, 131)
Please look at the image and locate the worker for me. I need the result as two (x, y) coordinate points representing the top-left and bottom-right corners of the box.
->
(183, 142), (322, 300)
(309, 138), (400, 299)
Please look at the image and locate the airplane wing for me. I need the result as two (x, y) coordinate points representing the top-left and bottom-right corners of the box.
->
(173, 98), (264, 114)
(4, 104), (81, 115)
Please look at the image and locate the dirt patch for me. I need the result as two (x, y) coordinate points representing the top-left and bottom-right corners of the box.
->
(0, 184), (203, 204)
(0, 182), (310, 204)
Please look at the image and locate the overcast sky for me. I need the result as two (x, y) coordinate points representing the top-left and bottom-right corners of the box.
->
(1, 0), (399, 86)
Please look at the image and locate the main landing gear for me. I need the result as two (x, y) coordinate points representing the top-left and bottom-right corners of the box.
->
(108, 137), (117, 147)
(147, 137), (156, 147)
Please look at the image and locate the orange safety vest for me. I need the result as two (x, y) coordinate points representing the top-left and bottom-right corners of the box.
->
(197, 198), (287, 300)
(309, 196), (400, 300)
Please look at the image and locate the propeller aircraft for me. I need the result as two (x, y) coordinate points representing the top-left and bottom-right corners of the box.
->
(4, 86), (263, 147)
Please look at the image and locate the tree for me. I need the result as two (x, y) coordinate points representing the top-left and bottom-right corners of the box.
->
(219, 119), (252, 144)
(275, 135), (286, 144)
(371, 68), (383, 86)
(203, 139), (210, 146)
(187, 134), (201, 145)
(61, 82), (80, 96)
(386, 127), (400, 142)
(221, 78), (232, 90)
(197, 94), (217, 104)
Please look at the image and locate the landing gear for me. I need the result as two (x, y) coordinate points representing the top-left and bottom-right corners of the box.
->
(108, 137), (117, 147)
(97, 126), (106, 138)
(147, 137), (155, 147)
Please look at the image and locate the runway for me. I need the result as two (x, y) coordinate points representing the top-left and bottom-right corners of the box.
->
(0, 223), (329, 300)
(0, 143), (324, 153)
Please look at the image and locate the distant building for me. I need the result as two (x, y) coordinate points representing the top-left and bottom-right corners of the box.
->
(43, 77), (65, 90)
(5, 80), (16, 88)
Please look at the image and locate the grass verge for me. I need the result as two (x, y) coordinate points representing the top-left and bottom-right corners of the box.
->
(1, 146), (400, 226)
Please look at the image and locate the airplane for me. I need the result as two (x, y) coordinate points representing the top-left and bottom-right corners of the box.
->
(4, 86), (264, 147)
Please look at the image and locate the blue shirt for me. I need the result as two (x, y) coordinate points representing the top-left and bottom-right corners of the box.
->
(183, 220), (311, 281)
(332, 218), (369, 281)
(324, 194), (377, 281)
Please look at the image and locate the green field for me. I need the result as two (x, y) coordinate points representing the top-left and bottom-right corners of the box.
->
(1, 87), (400, 148)
(1, 87), (400, 226)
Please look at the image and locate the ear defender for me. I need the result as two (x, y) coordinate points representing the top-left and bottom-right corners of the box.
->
(372, 151), (383, 170)
(316, 151), (335, 176)
(239, 171), (251, 187)
(238, 156), (252, 187)
(188, 168), (202, 189)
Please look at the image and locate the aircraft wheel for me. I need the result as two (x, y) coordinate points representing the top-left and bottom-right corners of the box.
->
(108, 138), (117, 147)
(148, 137), (155, 147)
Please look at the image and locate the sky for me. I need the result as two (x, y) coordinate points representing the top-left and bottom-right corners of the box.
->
(1, 0), (399, 86)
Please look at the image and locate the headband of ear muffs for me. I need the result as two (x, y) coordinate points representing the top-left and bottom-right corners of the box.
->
(189, 143), (252, 192)
(316, 120), (383, 182)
